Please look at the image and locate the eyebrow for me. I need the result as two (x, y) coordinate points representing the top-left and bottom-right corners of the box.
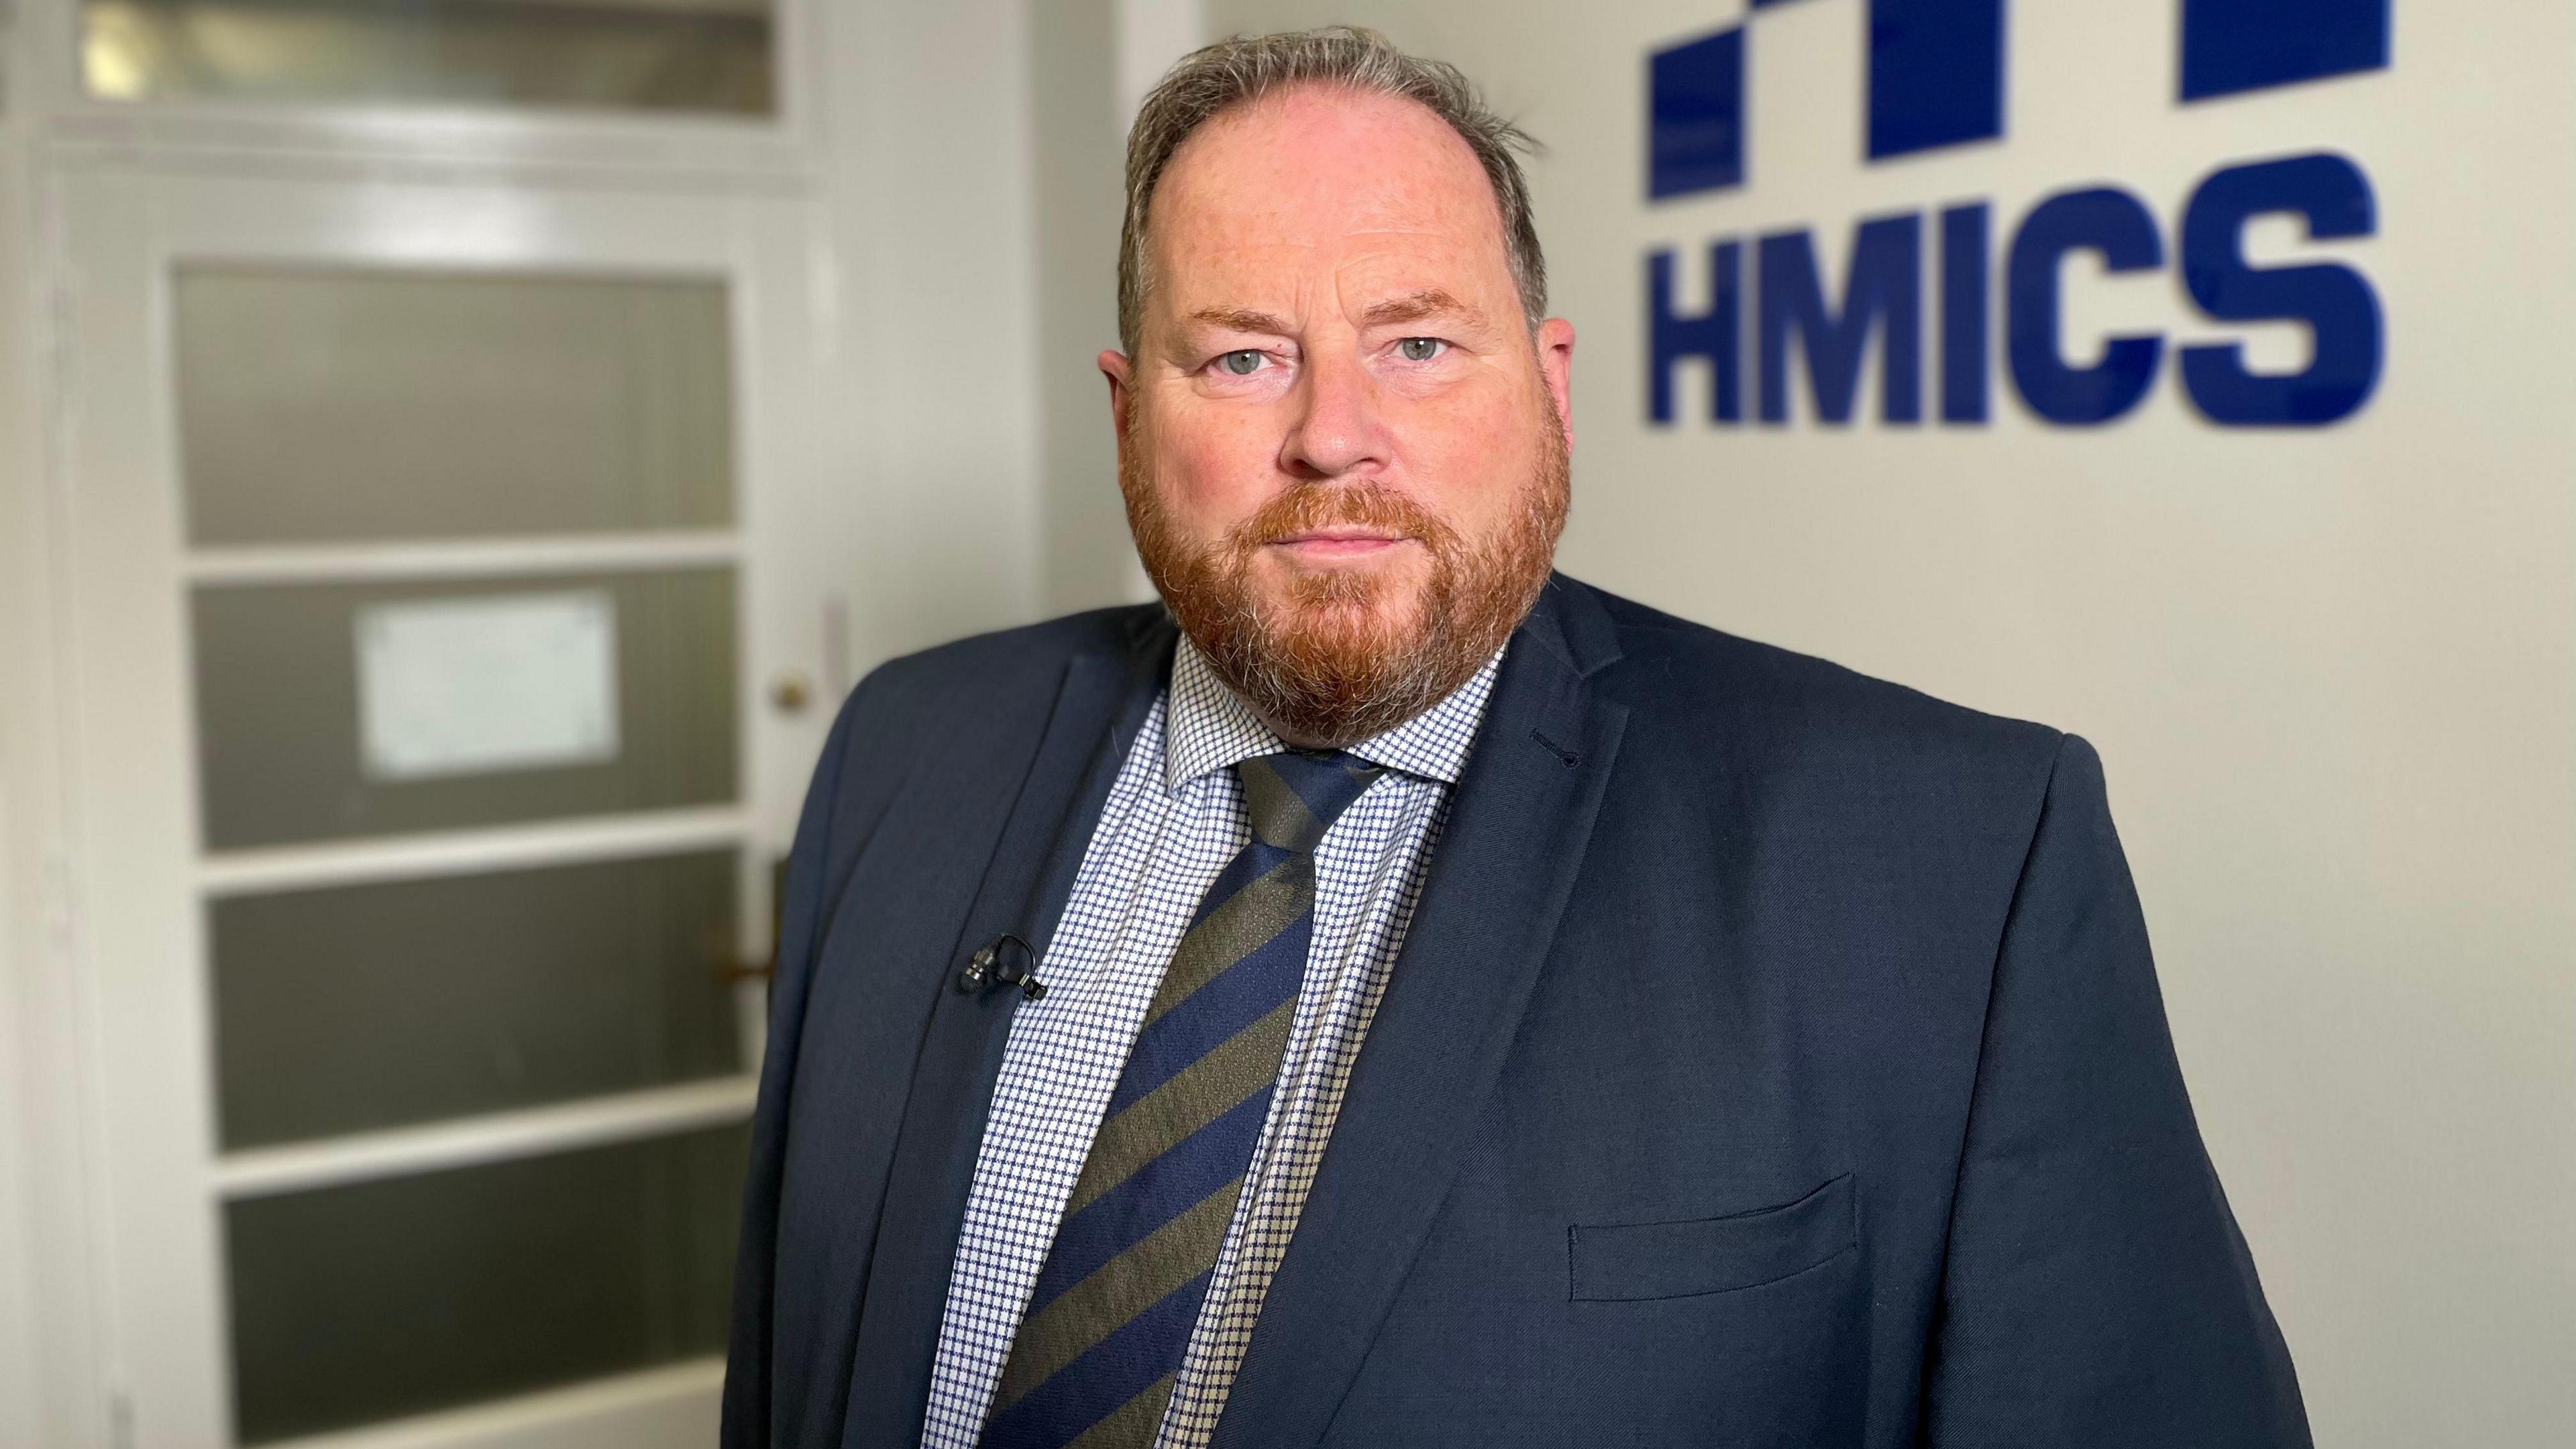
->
(1186, 307), (1293, 335)
(1182, 290), (1488, 337)
(1359, 289), (1483, 330)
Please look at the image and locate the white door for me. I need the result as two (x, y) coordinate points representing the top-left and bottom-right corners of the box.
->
(50, 156), (845, 1449)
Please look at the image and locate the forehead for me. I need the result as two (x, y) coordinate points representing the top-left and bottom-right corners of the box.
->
(1145, 86), (1513, 315)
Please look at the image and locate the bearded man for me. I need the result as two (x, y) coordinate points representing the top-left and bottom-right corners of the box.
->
(723, 28), (2309, 1449)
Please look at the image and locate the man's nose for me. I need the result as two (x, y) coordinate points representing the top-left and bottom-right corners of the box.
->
(1280, 350), (1387, 478)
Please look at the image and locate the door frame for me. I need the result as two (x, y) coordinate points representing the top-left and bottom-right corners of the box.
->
(2, 0), (1080, 1437)
(20, 101), (847, 1449)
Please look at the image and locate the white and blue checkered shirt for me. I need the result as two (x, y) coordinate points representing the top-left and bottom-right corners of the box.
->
(920, 636), (1504, 1449)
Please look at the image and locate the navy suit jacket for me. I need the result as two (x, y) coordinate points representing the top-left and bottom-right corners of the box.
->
(722, 575), (2310, 1448)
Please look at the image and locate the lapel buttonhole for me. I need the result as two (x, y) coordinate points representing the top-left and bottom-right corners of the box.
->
(1530, 728), (1581, 768)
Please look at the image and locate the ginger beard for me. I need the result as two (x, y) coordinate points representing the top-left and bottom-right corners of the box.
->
(1122, 404), (1569, 749)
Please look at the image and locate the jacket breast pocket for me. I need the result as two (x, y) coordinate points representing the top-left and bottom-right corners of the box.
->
(1568, 1173), (1857, 1302)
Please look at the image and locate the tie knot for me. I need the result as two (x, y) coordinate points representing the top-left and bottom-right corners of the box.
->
(1234, 750), (1386, 853)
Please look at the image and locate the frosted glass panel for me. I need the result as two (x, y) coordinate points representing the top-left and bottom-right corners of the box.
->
(226, 1124), (747, 1444)
(192, 569), (737, 850)
(85, 0), (775, 115)
(212, 851), (742, 1148)
(175, 268), (735, 546)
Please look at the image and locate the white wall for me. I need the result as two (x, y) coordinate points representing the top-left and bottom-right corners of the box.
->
(1030, 0), (1136, 615)
(1032, 0), (1205, 616)
(1205, 3), (2572, 1446)
(824, 0), (1050, 660)
(0, 115), (48, 1449)
(1, 21), (109, 1442)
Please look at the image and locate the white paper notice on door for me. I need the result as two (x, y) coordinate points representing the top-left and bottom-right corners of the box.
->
(356, 590), (622, 782)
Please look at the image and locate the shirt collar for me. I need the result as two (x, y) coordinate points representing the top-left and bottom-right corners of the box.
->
(1163, 634), (1506, 793)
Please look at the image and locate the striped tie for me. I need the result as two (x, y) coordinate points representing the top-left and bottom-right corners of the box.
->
(979, 749), (1387, 1449)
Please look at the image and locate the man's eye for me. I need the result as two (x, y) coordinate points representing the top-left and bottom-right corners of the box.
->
(1397, 337), (1446, 362)
(1217, 350), (1265, 376)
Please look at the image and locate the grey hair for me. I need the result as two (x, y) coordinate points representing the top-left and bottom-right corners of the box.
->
(1117, 26), (1548, 355)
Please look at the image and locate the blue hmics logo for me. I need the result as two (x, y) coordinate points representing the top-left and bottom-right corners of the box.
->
(1644, 0), (2392, 430)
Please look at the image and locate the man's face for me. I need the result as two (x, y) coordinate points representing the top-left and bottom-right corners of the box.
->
(1103, 85), (1576, 749)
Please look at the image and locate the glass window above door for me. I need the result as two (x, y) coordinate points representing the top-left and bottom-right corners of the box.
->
(81, 0), (777, 115)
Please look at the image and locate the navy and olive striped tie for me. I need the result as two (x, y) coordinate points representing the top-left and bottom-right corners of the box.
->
(979, 749), (1387, 1449)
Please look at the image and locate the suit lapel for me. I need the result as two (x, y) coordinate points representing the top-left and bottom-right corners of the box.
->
(839, 614), (1172, 1448)
(1213, 580), (1629, 1449)
(767, 673), (1086, 1449)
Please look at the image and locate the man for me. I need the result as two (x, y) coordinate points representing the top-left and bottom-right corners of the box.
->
(724, 27), (2309, 1449)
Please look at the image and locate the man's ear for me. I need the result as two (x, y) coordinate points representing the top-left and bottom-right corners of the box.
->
(1534, 317), (1576, 452)
(1099, 350), (1134, 459)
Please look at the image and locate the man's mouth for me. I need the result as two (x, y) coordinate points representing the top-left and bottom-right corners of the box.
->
(1267, 527), (1412, 561)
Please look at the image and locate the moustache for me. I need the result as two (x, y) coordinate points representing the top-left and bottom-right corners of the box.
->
(1232, 482), (1461, 553)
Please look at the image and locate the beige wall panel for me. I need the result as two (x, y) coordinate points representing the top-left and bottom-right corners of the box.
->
(820, 0), (1048, 665)
(1030, 0), (1139, 615)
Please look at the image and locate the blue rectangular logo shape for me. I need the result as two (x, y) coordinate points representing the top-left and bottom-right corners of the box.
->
(2181, 0), (2392, 101)
(1868, 0), (2007, 160)
(1649, 27), (1746, 199)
